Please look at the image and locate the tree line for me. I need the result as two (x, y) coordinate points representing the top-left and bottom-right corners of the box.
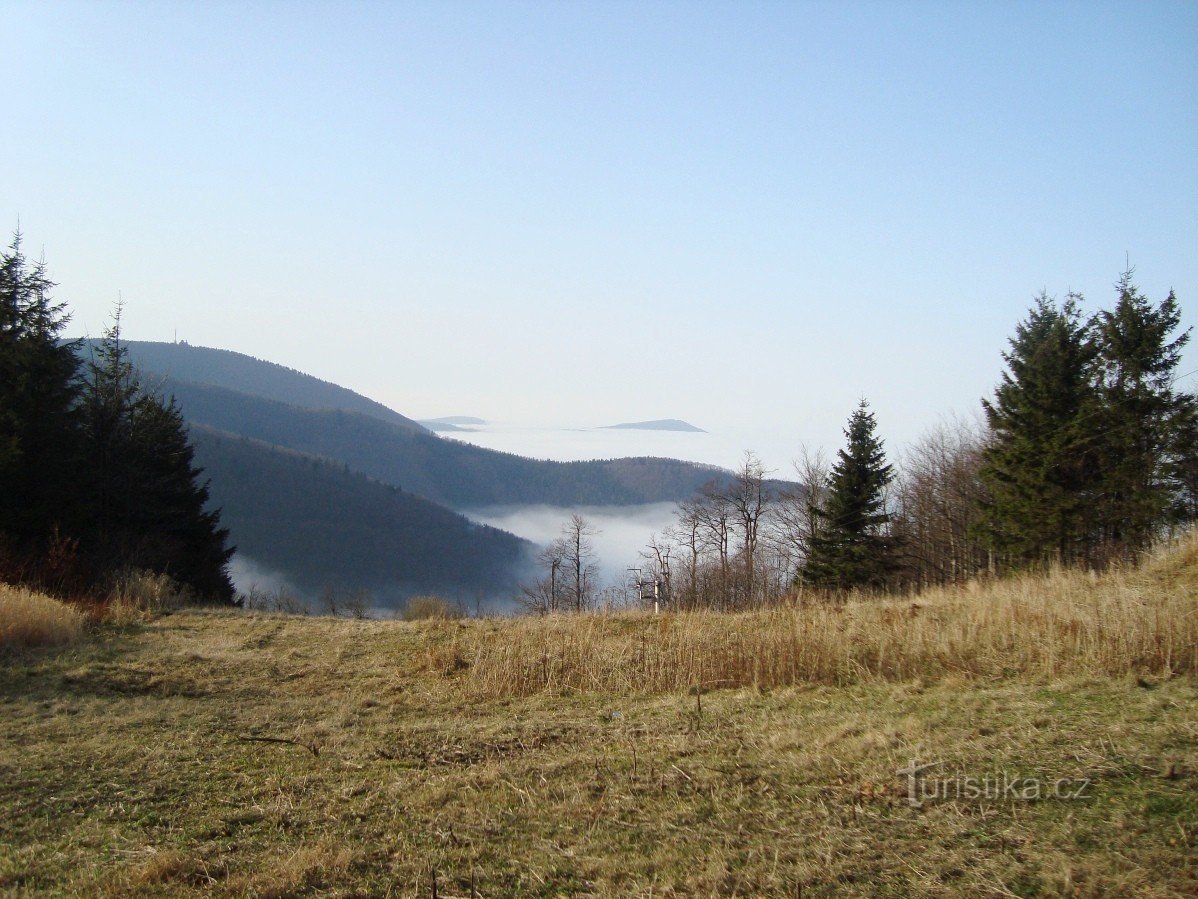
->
(0, 231), (234, 601)
(524, 270), (1197, 611)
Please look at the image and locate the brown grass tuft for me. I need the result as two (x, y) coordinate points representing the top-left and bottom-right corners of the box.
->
(224, 841), (353, 897)
(129, 850), (208, 887)
(401, 594), (463, 621)
(0, 583), (86, 651)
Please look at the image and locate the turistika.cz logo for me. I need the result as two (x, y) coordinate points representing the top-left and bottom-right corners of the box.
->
(896, 759), (1093, 808)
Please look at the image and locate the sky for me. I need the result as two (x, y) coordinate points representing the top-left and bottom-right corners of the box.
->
(5, 0), (1197, 467)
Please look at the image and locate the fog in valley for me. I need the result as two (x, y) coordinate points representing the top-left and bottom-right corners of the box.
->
(465, 501), (681, 591)
(440, 420), (796, 474)
(227, 554), (298, 598)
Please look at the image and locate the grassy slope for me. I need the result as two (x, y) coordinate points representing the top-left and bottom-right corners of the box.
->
(1, 548), (1196, 897)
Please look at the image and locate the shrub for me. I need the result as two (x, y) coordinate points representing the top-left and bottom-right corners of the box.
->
(107, 569), (193, 619)
(318, 585), (372, 618)
(240, 585), (310, 615)
(401, 595), (463, 621)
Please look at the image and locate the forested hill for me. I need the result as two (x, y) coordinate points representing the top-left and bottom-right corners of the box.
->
(152, 378), (730, 509)
(86, 339), (749, 605)
(81, 340), (427, 433)
(190, 427), (529, 602)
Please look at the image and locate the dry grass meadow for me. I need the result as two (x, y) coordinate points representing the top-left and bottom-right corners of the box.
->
(1, 536), (1196, 896)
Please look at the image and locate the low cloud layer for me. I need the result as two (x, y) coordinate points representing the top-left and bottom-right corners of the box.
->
(227, 553), (303, 599)
(465, 502), (680, 586)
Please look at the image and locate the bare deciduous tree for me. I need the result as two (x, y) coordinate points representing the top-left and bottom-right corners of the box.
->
(727, 451), (769, 606)
(656, 453), (776, 610)
(695, 482), (734, 608)
(518, 540), (565, 614)
(562, 514), (600, 612)
(520, 515), (600, 614)
(667, 499), (707, 609)
(766, 444), (830, 589)
(636, 533), (674, 610)
(892, 416), (990, 587)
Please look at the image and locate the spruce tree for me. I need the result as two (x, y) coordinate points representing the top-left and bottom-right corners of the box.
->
(80, 312), (235, 600)
(1092, 272), (1194, 553)
(799, 400), (897, 590)
(0, 231), (82, 557)
(80, 311), (141, 563)
(126, 392), (235, 598)
(978, 292), (1103, 566)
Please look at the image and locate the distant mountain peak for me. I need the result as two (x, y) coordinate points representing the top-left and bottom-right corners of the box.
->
(601, 419), (706, 433)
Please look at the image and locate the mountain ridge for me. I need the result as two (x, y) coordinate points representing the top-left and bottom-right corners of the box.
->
(150, 375), (733, 509)
(80, 339), (427, 433)
(96, 340), (778, 606)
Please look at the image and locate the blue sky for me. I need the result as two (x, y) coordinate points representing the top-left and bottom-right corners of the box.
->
(5, 0), (1196, 465)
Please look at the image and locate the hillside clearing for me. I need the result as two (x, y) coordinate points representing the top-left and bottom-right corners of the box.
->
(1, 543), (1196, 897)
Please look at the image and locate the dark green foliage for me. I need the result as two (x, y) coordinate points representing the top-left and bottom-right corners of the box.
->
(978, 280), (1196, 569)
(75, 321), (234, 599)
(0, 232), (83, 556)
(978, 293), (1104, 566)
(190, 428), (527, 602)
(0, 232), (234, 601)
(800, 400), (897, 590)
(76, 315), (235, 600)
(1091, 273), (1195, 553)
(1174, 395), (1198, 522)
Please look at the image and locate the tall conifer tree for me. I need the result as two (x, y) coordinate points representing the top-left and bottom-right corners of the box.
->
(978, 293), (1103, 566)
(79, 311), (234, 600)
(1092, 272), (1194, 553)
(0, 232), (82, 553)
(800, 400), (897, 590)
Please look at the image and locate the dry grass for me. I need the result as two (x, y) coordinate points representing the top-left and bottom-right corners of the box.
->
(106, 569), (193, 622)
(459, 534), (1198, 697)
(401, 594), (464, 621)
(0, 583), (86, 651)
(1, 539), (1195, 896)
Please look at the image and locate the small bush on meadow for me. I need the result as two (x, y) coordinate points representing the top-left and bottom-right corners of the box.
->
(401, 595), (463, 621)
(106, 569), (193, 620)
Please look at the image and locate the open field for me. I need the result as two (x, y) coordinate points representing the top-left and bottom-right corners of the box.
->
(2, 541), (1196, 897)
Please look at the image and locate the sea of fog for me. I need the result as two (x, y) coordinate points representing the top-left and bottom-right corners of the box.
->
(464, 501), (681, 589)
(232, 421), (808, 609)
(450, 421), (806, 595)
(439, 420), (803, 473)
(230, 502), (685, 611)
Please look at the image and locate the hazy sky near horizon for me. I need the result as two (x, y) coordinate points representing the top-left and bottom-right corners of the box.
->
(6, 1), (1197, 461)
